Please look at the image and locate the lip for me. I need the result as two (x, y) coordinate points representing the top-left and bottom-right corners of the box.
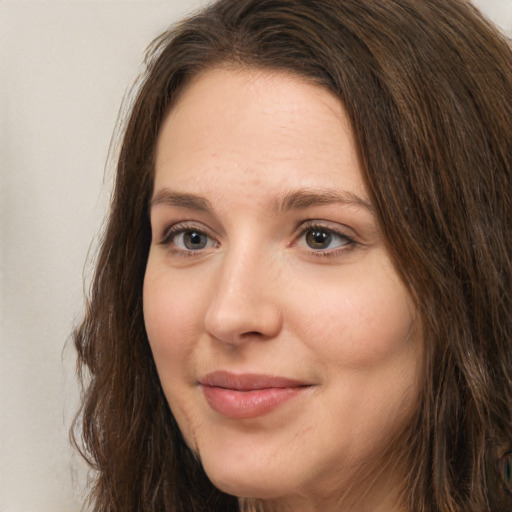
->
(199, 371), (312, 419)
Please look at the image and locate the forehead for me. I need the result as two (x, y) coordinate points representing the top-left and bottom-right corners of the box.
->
(154, 67), (367, 204)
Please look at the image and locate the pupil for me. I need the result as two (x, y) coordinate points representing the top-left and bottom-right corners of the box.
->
(306, 229), (331, 249)
(184, 231), (206, 250)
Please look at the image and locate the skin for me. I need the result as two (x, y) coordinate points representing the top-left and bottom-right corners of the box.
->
(143, 67), (424, 511)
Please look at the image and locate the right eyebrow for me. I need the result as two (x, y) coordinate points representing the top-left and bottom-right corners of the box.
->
(149, 189), (213, 212)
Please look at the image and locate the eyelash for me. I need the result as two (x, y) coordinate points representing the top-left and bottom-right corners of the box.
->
(159, 223), (217, 256)
(296, 222), (357, 257)
(158, 221), (357, 258)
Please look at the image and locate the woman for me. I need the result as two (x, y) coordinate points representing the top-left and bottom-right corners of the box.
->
(73, 0), (512, 510)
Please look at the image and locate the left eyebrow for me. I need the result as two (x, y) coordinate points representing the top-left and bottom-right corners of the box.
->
(275, 188), (374, 214)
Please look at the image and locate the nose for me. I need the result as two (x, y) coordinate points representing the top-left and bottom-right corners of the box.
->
(204, 246), (283, 346)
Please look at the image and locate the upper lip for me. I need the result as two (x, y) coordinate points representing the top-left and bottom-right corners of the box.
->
(199, 371), (311, 390)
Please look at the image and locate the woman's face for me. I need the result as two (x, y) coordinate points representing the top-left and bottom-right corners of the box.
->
(144, 68), (423, 510)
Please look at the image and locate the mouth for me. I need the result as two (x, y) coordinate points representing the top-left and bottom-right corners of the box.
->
(199, 371), (312, 419)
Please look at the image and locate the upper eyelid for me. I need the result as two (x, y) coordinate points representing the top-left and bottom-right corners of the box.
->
(156, 219), (358, 246)
(295, 220), (357, 238)
(159, 222), (217, 244)
(297, 225), (356, 242)
(295, 220), (360, 249)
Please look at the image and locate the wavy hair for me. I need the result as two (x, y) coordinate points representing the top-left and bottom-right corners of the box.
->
(73, 1), (512, 510)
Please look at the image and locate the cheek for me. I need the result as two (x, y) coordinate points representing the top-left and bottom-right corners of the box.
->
(288, 259), (418, 368)
(143, 266), (203, 362)
(143, 267), (206, 449)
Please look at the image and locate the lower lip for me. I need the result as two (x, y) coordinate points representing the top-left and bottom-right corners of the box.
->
(202, 386), (306, 419)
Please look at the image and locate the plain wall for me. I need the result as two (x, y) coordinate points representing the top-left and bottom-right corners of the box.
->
(0, 2), (208, 511)
(0, 1), (510, 511)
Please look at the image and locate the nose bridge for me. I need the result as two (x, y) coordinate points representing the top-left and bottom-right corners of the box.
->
(204, 237), (282, 345)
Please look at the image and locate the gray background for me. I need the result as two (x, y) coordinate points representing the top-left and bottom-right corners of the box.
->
(1, 1), (510, 510)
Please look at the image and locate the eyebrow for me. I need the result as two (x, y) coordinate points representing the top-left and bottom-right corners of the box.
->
(276, 189), (374, 214)
(150, 189), (213, 212)
(149, 187), (373, 214)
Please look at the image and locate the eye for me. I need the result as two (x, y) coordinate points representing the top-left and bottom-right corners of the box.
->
(160, 224), (218, 253)
(305, 229), (335, 250)
(297, 224), (356, 254)
(175, 230), (211, 250)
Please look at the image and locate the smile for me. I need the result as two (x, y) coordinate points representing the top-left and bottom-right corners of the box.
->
(199, 371), (312, 419)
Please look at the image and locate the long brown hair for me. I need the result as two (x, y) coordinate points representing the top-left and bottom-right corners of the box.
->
(73, 1), (512, 510)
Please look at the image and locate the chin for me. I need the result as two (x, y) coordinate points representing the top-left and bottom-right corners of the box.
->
(202, 459), (296, 501)
(211, 479), (277, 501)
